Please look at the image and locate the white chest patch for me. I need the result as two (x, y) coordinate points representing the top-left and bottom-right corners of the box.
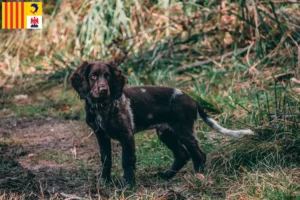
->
(95, 112), (105, 131)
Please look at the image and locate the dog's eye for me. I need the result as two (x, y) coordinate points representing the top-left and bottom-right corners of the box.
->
(104, 73), (110, 78)
(90, 75), (97, 80)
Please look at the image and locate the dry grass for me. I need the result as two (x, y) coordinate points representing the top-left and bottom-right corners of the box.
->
(0, 0), (299, 199)
(226, 167), (300, 199)
(0, 193), (25, 200)
(0, 1), (299, 81)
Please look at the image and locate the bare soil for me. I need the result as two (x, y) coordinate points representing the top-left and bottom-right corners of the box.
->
(0, 117), (108, 199)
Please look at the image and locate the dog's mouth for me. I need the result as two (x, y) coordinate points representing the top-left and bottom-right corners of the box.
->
(91, 93), (110, 103)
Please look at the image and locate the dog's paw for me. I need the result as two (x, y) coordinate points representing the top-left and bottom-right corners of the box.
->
(98, 176), (112, 186)
(99, 172), (111, 183)
(123, 177), (136, 185)
(155, 171), (172, 180)
(101, 177), (112, 184)
(114, 177), (135, 188)
(122, 168), (135, 186)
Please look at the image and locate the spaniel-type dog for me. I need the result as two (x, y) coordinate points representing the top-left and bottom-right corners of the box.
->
(70, 60), (253, 184)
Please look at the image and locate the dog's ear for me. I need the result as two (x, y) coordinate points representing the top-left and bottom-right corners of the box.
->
(109, 60), (126, 99)
(69, 61), (91, 99)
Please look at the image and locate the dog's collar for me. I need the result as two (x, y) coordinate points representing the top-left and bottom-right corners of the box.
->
(85, 93), (122, 110)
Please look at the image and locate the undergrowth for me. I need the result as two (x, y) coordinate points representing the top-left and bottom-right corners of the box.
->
(0, 0), (299, 199)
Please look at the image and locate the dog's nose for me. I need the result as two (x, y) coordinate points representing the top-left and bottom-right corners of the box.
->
(99, 87), (108, 95)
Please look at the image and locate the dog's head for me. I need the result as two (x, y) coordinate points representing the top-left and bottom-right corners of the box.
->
(69, 60), (126, 103)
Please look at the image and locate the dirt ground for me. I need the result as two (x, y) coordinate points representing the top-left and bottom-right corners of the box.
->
(0, 117), (112, 199)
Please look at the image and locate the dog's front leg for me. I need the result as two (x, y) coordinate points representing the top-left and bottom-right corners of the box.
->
(94, 130), (112, 181)
(86, 112), (112, 181)
(119, 132), (136, 184)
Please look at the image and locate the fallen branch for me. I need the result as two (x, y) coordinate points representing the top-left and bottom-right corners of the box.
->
(60, 193), (87, 200)
(269, 113), (300, 120)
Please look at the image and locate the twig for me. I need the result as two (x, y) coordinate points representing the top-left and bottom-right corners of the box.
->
(177, 45), (251, 73)
(60, 193), (87, 200)
(39, 182), (45, 200)
(287, 33), (300, 78)
(259, 0), (299, 4)
(246, 41), (255, 67)
(247, 32), (288, 73)
(251, 0), (260, 48)
(269, 113), (300, 119)
(80, 131), (94, 144)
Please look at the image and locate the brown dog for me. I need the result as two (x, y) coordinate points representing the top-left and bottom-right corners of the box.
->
(70, 60), (253, 184)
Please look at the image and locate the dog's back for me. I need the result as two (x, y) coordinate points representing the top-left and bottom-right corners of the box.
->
(123, 86), (198, 133)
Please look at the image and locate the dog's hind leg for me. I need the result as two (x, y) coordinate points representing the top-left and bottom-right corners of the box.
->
(178, 125), (206, 173)
(156, 127), (190, 179)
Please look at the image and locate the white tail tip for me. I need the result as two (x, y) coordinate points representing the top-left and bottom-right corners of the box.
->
(206, 117), (254, 137)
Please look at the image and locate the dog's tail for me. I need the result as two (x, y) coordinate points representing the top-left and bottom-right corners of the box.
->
(197, 103), (254, 137)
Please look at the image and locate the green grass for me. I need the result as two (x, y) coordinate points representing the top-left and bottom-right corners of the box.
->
(1, 61), (299, 199)
(135, 132), (173, 172)
(224, 166), (300, 200)
(0, 124), (299, 199)
(1, 0), (299, 199)
(35, 150), (77, 164)
(1, 51), (299, 199)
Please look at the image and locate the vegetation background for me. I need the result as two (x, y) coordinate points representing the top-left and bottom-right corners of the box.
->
(0, 0), (299, 199)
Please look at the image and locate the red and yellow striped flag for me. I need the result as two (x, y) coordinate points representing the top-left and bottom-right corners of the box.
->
(2, 2), (42, 29)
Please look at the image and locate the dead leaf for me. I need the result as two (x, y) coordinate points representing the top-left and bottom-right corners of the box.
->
(28, 154), (34, 158)
(14, 94), (28, 101)
(223, 32), (233, 46)
(194, 173), (215, 185)
(266, 72), (294, 82)
(221, 15), (235, 25)
(239, 165), (248, 173)
(291, 78), (300, 84)
(194, 173), (205, 182)
(71, 146), (77, 159)
(13, 94), (30, 106)
(60, 105), (70, 111)
(292, 87), (300, 94)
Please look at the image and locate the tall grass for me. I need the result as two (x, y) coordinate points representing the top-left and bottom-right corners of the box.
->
(0, 1), (298, 87)
(0, 1), (299, 198)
